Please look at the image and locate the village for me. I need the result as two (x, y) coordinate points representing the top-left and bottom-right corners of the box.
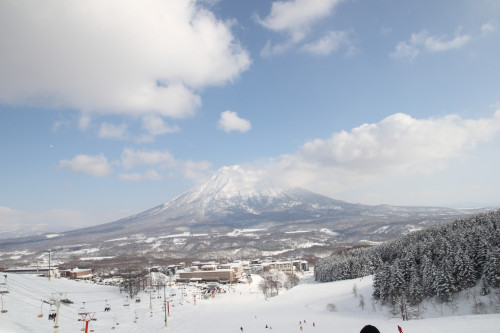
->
(3, 258), (310, 286)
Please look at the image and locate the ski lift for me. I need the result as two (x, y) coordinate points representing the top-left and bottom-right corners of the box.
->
(123, 296), (130, 307)
(37, 300), (44, 318)
(1, 294), (7, 313)
(0, 275), (9, 294)
(104, 299), (111, 312)
(78, 302), (87, 315)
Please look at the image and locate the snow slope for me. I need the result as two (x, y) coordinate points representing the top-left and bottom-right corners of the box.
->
(1, 272), (499, 333)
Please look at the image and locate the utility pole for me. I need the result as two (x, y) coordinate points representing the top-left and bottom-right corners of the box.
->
(163, 283), (168, 328)
(78, 312), (96, 333)
(48, 250), (51, 281)
(50, 292), (66, 333)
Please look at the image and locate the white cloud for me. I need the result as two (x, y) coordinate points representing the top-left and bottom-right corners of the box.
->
(0, 0), (250, 119)
(141, 115), (180, 136)
(481, 22), (495, 36)
(380, 26), (392, 36)
(390, 29), (471, 62)
(424, 33), (471, 52)
(266, 111), (500, 194)
(255, 0), (343, 42)
(119, 148), (212, 181)
(301, 30), (352, 56)
(78, 114), (92, 131)
(98, 122), (129, 140)
(260, 40), (294, 57)
(118, 170), (164, 182)
(217, 111), (252, 133)
(59, 154), (113, 177)
(120, 149), (175, 170)
(98, 116), (179, 142)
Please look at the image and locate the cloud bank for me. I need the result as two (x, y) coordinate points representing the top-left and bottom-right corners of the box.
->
(266, 111), (500, 194)
(0, 0), (251, 118)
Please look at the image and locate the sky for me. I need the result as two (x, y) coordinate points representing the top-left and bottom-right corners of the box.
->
(1, 0), (500, 236)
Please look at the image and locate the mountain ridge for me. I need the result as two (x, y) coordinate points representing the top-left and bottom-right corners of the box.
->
(0, 166), (491, 266)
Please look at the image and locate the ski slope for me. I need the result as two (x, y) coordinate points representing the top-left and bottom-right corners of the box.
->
(1, 272), (500, 332)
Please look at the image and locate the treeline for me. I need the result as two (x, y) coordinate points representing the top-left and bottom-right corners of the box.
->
(315, 210), (500, 305)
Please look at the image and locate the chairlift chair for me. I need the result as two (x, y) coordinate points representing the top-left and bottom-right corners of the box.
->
(104, 299), (111, 311)
(78, 302), (87, 315)
(48, 305), (56, 320)
(0, 275), (9, 295)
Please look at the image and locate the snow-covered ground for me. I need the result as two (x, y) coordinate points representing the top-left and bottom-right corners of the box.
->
(1, 271), (500, 332)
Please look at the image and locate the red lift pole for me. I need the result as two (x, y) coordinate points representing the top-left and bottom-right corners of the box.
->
(78, 312), (97, 333)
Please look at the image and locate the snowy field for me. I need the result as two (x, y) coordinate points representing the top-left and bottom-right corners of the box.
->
(1, 271), (500, 332)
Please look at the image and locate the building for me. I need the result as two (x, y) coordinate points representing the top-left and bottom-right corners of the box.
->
(220, 262), (243, 279)
(177, 268), (235, 283)
(293, 260), (309, 272)
(60, 268), (93, 280)
(177, 262), (244, 283)
(4, 266), (59, 278)
(264, 261), (295, 275)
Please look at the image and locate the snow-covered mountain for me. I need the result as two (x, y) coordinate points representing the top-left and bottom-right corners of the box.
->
(128, 165), (366, 229)
(0, 166), (489, 266)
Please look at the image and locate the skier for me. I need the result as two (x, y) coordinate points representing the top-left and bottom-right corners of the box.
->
(398, 325), (403, 333)
(240, 327), (243, 332)
(313, 322), (315, 327)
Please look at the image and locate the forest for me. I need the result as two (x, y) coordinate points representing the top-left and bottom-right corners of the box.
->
(314, 210), (500, 316)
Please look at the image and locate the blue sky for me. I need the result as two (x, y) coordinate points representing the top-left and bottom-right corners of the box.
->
(1, 0), (500, 236)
